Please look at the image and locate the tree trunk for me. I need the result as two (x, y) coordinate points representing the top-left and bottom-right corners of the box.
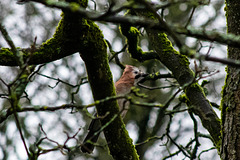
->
(221, 1), (240, 159)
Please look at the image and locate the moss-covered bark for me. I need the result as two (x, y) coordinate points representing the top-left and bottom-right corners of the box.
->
(221, 1), (240, 159)
(120, 11), (221, 150)
(0, 14), (78, 66)
(66, 11), (139, 160)
(0, 0), (139, 159)
(74, 15), (139, 160)
(148, 30), (221, 149)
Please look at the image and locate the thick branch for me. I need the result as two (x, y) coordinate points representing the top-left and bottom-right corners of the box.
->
(120, 8), (221, 149)
(1, 0), (240, 66)
(147, 30), (221, 149)
(52, 1), (139, 159)
(0, 16), (79, 66)
(25, 0), (240, 48)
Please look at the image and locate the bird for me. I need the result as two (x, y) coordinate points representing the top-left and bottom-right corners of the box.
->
(81, 65), (148, 153)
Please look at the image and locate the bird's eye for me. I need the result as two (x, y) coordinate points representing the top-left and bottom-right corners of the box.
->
(134, 71), (138, 74)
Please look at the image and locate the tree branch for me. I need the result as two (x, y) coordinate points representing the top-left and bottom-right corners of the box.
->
(1, 0), (240, 67)
(118, 7), (221, 150)
(24, 0), (240, 48)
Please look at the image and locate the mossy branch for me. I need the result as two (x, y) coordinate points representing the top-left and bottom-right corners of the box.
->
(120, 24), (159, 61)
(51, 1), (138, 159)
(120, 10), (221, 150)
(2, 0), (240, 66)
(0, 15), (80, 66)
(149, 30), (221, 151)
(20, 0), (240, 49)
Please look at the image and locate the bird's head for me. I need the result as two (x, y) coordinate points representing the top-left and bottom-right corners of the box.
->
(121, 65), (148, 86)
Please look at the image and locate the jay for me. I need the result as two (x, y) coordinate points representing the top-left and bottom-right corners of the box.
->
(81, 65), (148, 153)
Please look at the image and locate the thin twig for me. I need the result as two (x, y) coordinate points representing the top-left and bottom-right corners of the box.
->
(12, 111), (30, 157)
(189, 111), (200, 160)
(0, 23), (17, 53)
(185, 7), (196, 28)
(167, 133), (190, 158)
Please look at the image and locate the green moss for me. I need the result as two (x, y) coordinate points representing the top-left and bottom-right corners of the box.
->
(178, 94), (189, 104)
(69, 2), (81, 11)
(121, 27), (138, 58)
(1, 4), (137, 158)
(95, 100), (100, 105)
(189, 83), (204, 93)
(220, 73), (228, 112)
(66, 10), (138, 158)
(64, 0), (88, 8)
(158, 33), (190, 67)
(214, 131), (222, 151)
(77, 0), (88, 8)
(120, 20), (159, 62)
(153, 71), (159, 77)
(154, 32), (194, 86)
(121, 17), (193, 85)
(0, 48), (15, 63)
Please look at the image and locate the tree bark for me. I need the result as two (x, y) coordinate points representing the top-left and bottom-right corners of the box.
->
(62, 2), (139, 159)
(221, 1), (240, 160)
(120, 10), (221, 149)
(0, 0), (140, 159)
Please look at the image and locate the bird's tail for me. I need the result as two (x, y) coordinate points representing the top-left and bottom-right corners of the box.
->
(81, 118), (101, 153)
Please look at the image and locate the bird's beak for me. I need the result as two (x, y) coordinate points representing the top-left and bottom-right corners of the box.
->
(141, 73), (149, 77)
(135, 72), (149, 79)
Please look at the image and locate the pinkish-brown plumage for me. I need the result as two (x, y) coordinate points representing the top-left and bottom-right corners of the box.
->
(81, 65), (148, 153)
(115, 65), (144, 117)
